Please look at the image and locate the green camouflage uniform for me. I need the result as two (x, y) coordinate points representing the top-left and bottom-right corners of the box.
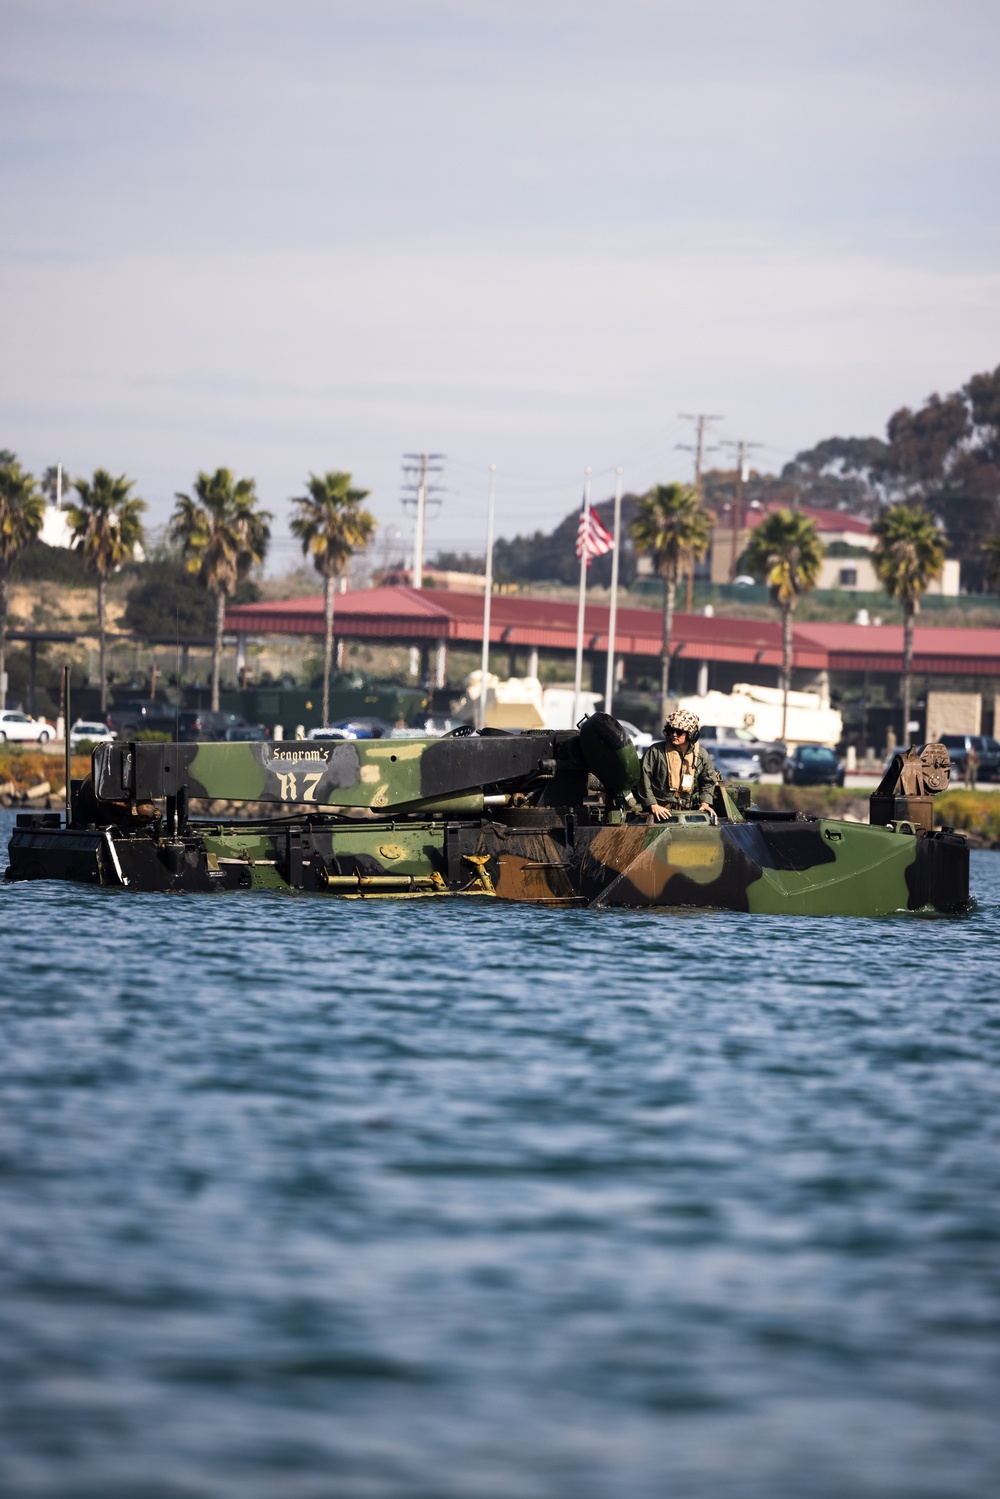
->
(639, 742), (718, 812)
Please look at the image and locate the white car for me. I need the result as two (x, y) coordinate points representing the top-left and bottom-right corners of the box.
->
(306, 726), (356, 742)
(0, 709), (53, 744)
(69, 720), (116, 750)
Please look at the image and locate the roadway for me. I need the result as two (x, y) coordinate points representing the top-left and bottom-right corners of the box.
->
(758, 771), (999, 792)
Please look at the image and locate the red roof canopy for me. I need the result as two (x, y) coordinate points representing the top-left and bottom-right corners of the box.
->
(226, 587), (1000, 677)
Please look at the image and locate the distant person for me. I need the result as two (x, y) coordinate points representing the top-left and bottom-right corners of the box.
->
(639, 708), (718, 821)
(965, 745), (979, 790)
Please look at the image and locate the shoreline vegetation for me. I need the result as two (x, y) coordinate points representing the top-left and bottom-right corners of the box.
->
(752, 784), (1000, 847)
(0, 748), (90, 809)
(1, 747), (998, 847)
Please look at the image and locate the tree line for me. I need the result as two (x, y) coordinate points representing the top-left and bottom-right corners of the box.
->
(0, 456), (375, 724)
(464, 363), (1000, 595)
(631, 482), (987, 743)
(5, 360), (1000, 736)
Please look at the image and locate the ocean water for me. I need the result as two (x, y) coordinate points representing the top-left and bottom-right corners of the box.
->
(1, 806), (999, 1499)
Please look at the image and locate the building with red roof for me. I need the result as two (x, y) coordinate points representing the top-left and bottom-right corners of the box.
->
(226, 586), (1000, 706)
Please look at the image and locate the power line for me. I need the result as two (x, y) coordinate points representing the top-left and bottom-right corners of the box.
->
(677, 413), (725, 607)
(677, 413), (725, 489)
(401, 452), (445, 588)
(721, 437), (764, 581)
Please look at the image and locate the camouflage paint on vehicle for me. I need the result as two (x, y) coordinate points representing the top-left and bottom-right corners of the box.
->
(574, 814), (965, 916)
(91, 732), (594, 813)
(6, 722), (969, 916)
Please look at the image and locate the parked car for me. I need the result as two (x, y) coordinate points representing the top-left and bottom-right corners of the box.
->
(177, 710), (250, 742)
(709, 744), (762, 783)
(327, 717), (393, 739)
(421, 716), (469, 736)
(937, 734), (1000, 781)
(700, 725), (787, 774)
(0, 709), (53, 744)
(783, 745), (845, 787)
(105, 699), (179, 737)
(306, 726), (357, 742)
(222, 723), (269, 742)
(69, 719), (116, 750)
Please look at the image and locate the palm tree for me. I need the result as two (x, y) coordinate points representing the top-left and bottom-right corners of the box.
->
(632, 483), (713, 720)
(64, 469), (146, 713)
(290, 471), (376, 725)
(984, 532), (1000, 593)
(743, 509), (824, 740)
(871, 503), (945, 743)
(0, 456), (45, 709)
(171, 469), (271, 710)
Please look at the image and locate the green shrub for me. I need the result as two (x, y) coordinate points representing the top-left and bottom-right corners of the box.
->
(934, 790), (1000, 843)
(11, 540), (91, 584)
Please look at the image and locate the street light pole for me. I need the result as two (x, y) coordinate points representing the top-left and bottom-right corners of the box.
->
(478, 464), (497, 731)
(604, 466), (624, 714)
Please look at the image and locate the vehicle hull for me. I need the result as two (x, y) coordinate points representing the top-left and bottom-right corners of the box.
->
(7, 809), (969, 916)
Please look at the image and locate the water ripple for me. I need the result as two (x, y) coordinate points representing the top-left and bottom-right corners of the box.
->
(1, 813), (999, 1497)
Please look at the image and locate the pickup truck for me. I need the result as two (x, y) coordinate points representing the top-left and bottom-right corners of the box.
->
(938, 734), (1000, 781)
(105, 700), (180, 737)
(176, 710), (251, 742)
(699, 724), (787, 774)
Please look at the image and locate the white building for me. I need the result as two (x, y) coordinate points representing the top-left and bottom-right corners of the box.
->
(710, 502), (960, 596)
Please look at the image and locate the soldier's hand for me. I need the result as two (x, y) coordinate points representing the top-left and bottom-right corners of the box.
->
(698, 801), (718, 824)
(650, 803), (671, 821)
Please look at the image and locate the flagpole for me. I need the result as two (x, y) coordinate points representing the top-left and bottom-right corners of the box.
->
(478, 463), (497, 732)
(604, 465), (623, 714)
(572, 466), (592, 726)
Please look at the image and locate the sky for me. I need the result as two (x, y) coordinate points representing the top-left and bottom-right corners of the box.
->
(3, 0), (1000, 574)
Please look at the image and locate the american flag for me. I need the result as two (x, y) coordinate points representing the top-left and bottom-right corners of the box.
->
(575, 503), (614, 567)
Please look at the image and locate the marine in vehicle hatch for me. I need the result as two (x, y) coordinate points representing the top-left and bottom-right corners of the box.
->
(638, 708), (719, 821)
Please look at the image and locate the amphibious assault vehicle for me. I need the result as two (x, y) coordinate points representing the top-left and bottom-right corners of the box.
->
(5, 717), (968, 916)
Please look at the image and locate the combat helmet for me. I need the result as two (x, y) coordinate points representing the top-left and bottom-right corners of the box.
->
(663, 707), (701, 743)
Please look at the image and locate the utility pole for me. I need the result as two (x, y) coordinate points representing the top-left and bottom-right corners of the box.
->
(401, 453), (445, 589)
(678, 413), (724, 609)
(722, 439), (763, 582)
